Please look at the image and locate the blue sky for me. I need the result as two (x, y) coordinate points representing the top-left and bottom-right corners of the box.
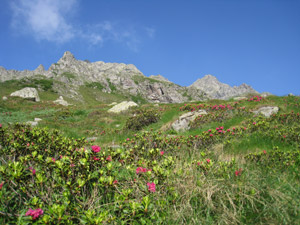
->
(1, 0), (299, 95)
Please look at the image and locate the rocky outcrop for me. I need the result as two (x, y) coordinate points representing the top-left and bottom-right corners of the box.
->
(26, 118), (42, 127)
(108, 101), (138, 113)
(149, 75), (172, 83)
(253, 106), (279, 118)
(189, 75), (258, 100)
(53, 96), (71, 106)
(172, 110), (207, 131)
(233, 97), (247, 101)
(10, 87), (40, 102)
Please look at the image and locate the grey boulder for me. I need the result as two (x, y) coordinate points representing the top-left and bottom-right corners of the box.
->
(10, 87), (40, 102)
(253, 106), (279, 118)
(172, 110), (207, 132)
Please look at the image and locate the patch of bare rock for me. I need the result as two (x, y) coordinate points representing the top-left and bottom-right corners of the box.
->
(108, 101), (138, 113)
(172, 110), (207, 132)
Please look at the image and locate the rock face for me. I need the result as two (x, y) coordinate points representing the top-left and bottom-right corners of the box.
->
(172, 110), (207, 131)
(53, 96), (71, 106)
(10, 87), (40, 102)
(253, 106), (279, 118)
(108, 101), (138, 113)
(0, 51), (260, 103)
(189, 75), (258, 100)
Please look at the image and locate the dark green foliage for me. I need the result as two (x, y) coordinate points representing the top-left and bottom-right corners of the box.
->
(130, 94), (147, 104)
(61, 72), (76, 80)
(106, 79), (116, 92)
(85, 82), (104, 91)
(1, 77), (54, 91)
(125, 109), (161, 130)
(54, 108), (74, 120)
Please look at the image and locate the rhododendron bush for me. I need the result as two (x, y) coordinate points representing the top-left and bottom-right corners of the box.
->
(0, 95), (300, 224)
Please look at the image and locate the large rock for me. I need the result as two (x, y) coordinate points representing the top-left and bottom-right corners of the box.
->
(253, 106), (279, 118)
(10, 87), (40, 102)
(233, 96), (247, 101)
(53, 96), (71, 106)
(108, 101), (138, 113)
(172, 110), (207, 132)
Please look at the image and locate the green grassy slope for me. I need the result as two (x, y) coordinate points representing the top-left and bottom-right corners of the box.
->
(1, 91), (300, 224)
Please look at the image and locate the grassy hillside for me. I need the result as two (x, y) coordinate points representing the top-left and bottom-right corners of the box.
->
(0, 94), (300, 224)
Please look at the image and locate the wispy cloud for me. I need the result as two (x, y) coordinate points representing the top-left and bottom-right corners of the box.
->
(10, 0), (77, 43)
(10, 0), (155, 51)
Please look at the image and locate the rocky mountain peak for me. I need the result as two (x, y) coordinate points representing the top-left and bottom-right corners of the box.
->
(202, 74), (218, 81)
(34, 64), (45, 74)
(58, 51), (76, 64)
(189, 74), (257, 99)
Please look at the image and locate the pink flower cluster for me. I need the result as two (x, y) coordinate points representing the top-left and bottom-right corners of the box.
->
(211, 104), (233, 110)
(28, 167), (36, 175)
(136, 167), (152, 174)
(248, 96), (263, 102)
(25, 208), (43, 220)
(147, 182), (156, 192)
(235, 168), (243, 176)
(91, 145), (101, 153)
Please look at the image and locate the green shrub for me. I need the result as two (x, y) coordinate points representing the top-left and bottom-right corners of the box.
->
(86, 82), (104, 91)
(125, 109), (161, 131)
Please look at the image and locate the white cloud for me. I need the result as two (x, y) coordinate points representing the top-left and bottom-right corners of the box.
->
(10, 0), (77, 43)
(145, 27), (155, 38)
(10, 0), (155, 51)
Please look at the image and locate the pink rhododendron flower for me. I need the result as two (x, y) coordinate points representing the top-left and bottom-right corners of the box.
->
(136, 167), (151, 174)
(206, 159), (211, 164)
(160, 151), (164, 156)
(29, 167), (36, 175)
(51, 158), (56, 162)
(27, 143), (30, 147)
(235, 168), (243, 176)
(93, 156), (100, 161)
(126, 138), (130, 141)
(147, 182), (156, 192)
(70, 163), (75, 167)
(263, 150), (267, 154)
(0, 181), (3, 190)
(113, 180), (118, 185)
(208, 129), (212, 132)
(209, 134), (213, 137)
(106, 156), (112, 161)
(253, 122), (256, 125)
(0, 124), (2, 128)
(91, 145), (101, 153)
(25, 208), (43, 220)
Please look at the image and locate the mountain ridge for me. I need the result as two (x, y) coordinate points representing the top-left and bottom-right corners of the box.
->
(0, 51), (259, 103)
